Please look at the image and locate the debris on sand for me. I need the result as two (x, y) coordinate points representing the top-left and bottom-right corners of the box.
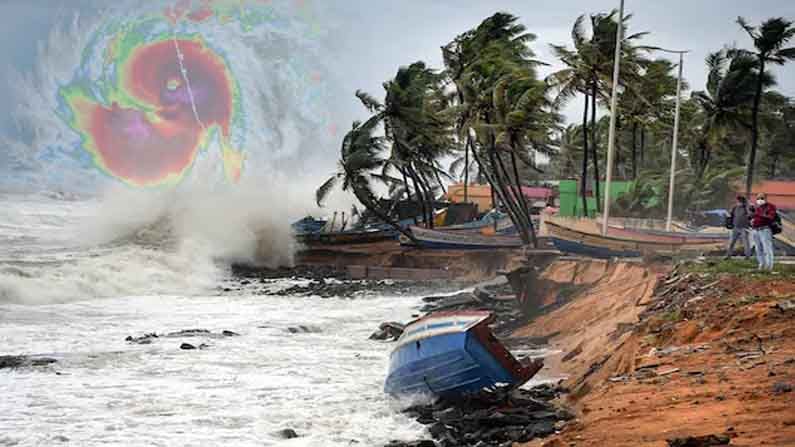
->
(666, 433), (731, 447)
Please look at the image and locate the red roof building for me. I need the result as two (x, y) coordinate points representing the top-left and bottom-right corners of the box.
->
(744, 180), (795, 210)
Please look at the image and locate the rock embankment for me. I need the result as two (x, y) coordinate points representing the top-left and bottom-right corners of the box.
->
(386, 385), (572, 447)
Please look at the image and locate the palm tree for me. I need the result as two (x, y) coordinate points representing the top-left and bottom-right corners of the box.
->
(734, 17), (795, 196)
(549, 11), (648, 215)
(315, 119), (418, 243)
(355, 62), (453, 228)
(691, 50), (766, 177)
(550, 124), (584, 179)
(445, 12), (548, 246)
(618, 58), (678, 179)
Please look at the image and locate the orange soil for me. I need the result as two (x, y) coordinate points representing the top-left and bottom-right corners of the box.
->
(516, 264), (795, 447)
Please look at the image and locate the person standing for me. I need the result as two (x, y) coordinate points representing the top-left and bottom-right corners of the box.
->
(750, 193), (777, 270)
(725, 196), (751, 259)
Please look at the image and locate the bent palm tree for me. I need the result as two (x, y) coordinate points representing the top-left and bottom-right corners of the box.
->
(734, 16), (795, 196)
(316, 119), (418, 244)
(691, 50), (768, 177)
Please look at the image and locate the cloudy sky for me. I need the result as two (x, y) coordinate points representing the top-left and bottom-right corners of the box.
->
(329, 0), (795, 124)
(1, 0), (794, 137)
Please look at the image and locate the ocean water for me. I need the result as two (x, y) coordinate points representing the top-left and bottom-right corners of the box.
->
(0, 193), (428, 446)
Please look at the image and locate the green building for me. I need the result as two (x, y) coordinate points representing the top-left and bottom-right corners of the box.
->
(558, 179), (635, 217)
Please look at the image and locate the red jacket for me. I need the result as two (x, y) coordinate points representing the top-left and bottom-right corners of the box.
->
(751, 203), (777, 229)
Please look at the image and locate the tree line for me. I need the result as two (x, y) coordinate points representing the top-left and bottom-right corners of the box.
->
(317, 11), (795, 245)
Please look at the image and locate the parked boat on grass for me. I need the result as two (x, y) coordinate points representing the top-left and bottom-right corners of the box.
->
(545, 219), (726, 258)
(384, 311), (542, 397)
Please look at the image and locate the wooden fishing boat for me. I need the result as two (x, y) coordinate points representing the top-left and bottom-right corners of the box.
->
(434, 217), (518, 236)
(384, 311), (542, 397)
(296, 228), (395, 245)
(546, 219), (726, 258)
(400, 226), (524, 249)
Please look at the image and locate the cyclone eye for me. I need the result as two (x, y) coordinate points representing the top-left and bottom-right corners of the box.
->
(166, 78), (181, 91)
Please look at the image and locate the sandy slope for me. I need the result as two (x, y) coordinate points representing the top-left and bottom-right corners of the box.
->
(516, 261), (795, 447)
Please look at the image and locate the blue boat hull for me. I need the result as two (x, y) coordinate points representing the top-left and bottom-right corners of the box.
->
(551, 237), (641, 258)
(385, 331), (518, 396)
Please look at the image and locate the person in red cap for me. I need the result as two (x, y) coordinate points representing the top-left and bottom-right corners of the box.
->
(750, 193), (777, 270)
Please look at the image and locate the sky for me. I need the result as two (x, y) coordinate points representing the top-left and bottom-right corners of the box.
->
(0, 0), (794, 176)
(328, 0), (795, 125)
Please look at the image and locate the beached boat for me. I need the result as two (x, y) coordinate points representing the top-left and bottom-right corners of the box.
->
(400, 226), (524, 249)
(546, 219), (726, 258)
(384, 311), (542, 397)
(296, 228), (395, 245)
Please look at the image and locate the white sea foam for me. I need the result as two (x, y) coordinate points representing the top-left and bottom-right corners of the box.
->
(0, 290), (428, 446)
(0, 179), (349, 305)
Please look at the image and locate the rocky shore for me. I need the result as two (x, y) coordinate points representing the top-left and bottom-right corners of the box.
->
(387, 385), (572, 447)
(228, 263), (469, 298)
(370, 271), (568, 447)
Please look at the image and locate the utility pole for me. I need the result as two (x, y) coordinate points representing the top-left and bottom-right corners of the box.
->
(664, 50), (688, 231)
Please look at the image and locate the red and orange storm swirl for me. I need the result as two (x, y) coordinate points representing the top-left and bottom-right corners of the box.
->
(64, 38), (241, 186)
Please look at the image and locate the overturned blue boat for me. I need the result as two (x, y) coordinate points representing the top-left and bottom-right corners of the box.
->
(384, 311), (542, 397)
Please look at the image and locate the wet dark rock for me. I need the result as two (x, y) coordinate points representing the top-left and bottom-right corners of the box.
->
(180, 343), (197, 350)
(0, 355), (57, 369)
(168, 329), (211, 337)
(773, 382), (793, 394)
(666, 433), (731, 447)
(276, 428), (299, 439)
(417, 281), (528, 338)
(393, 384), (569, 447)
(52, 435), (69, 442)
(384, 441), (435, 447)
(287, 325), (321, 334)
(231, 263), (345, 281)
(126, 333), (158, 344)
(126, 329), (241, 344)
(369, 322), (405, 341)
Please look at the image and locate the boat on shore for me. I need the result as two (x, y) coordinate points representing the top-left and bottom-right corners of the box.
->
(296, 228), (395, 245)
(400, 226), (524, 249)
(384, 311), (542, 397)
(545, 218), (726, 258)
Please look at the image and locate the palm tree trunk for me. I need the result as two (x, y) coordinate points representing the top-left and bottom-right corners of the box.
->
(479, 138), (530, 245)
(581, 93), (590, 217)
(697, 140), (709, 179)
(407, 167), (429, 228)
(590, 80), (601, 212)
(490, 144), (531, 245)
(745, 57), (765, 198)
(400, 167), (418, 225)
(510, 150), (538, 247)
(631, 122), (638, 180)
(351, 187), (418, 244)
(417, 169), (437, 229)
(640, 127), (645, 167)
(496, 148), (530, 230)
(433, 169), (447, 195)
(464, 135), (470, 202)
(769, 151), (778, 178)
